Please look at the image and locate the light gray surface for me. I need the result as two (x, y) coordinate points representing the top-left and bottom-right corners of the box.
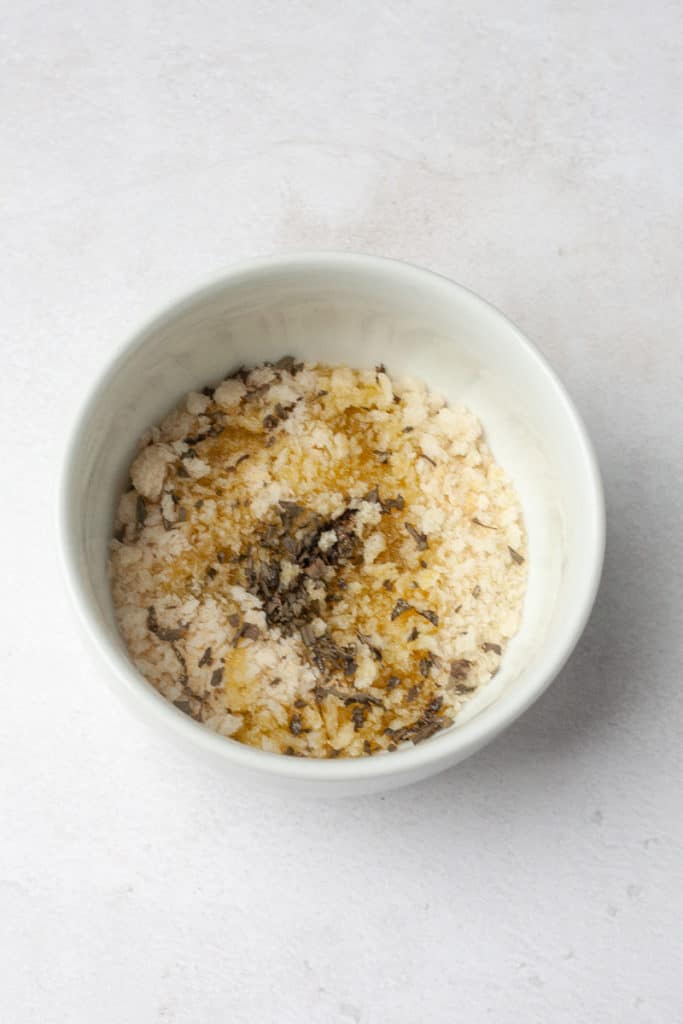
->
(2, 2), (681, 1021)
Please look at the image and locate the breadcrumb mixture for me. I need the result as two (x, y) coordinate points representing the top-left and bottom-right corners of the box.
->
(109, 359), (527, 758)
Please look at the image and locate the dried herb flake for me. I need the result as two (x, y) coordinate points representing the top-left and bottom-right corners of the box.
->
(405, 522), (428, 550)
(210, 666), (224, 687)
(135, 495), (147, 532)
(482, 642), (502, 655)
(382, 494), (405, 513)
(352, 705), (367, 731)
(240, 622), (261, 641)
(146, 606), (185, 643)
(391, 598), (413, 621)
(417, 608), (439, 627)
(449, 659), (472, 681)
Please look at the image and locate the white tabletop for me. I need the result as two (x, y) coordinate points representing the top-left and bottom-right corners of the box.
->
(2, 3), (682, 1021)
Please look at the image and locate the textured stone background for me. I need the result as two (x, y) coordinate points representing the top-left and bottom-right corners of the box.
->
(2, 2), (681, 1021)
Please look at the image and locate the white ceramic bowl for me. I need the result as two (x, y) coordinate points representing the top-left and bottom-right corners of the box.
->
(59, 253), (604, 797)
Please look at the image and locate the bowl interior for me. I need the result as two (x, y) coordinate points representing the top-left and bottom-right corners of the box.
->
(62, 255), (602, 782)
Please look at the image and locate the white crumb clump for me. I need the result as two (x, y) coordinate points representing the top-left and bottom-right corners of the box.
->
(183, 456), (211, 480)
(129, 443), (175, 501)
(214, 378), (246, 408)
(186, 391), (212, 416)
(110, 360), (527, 758)
(363, 531), (386, 565)
(318, 530), (337, 553)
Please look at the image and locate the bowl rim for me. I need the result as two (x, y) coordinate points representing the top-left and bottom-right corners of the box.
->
(58, 251), (605, 782)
